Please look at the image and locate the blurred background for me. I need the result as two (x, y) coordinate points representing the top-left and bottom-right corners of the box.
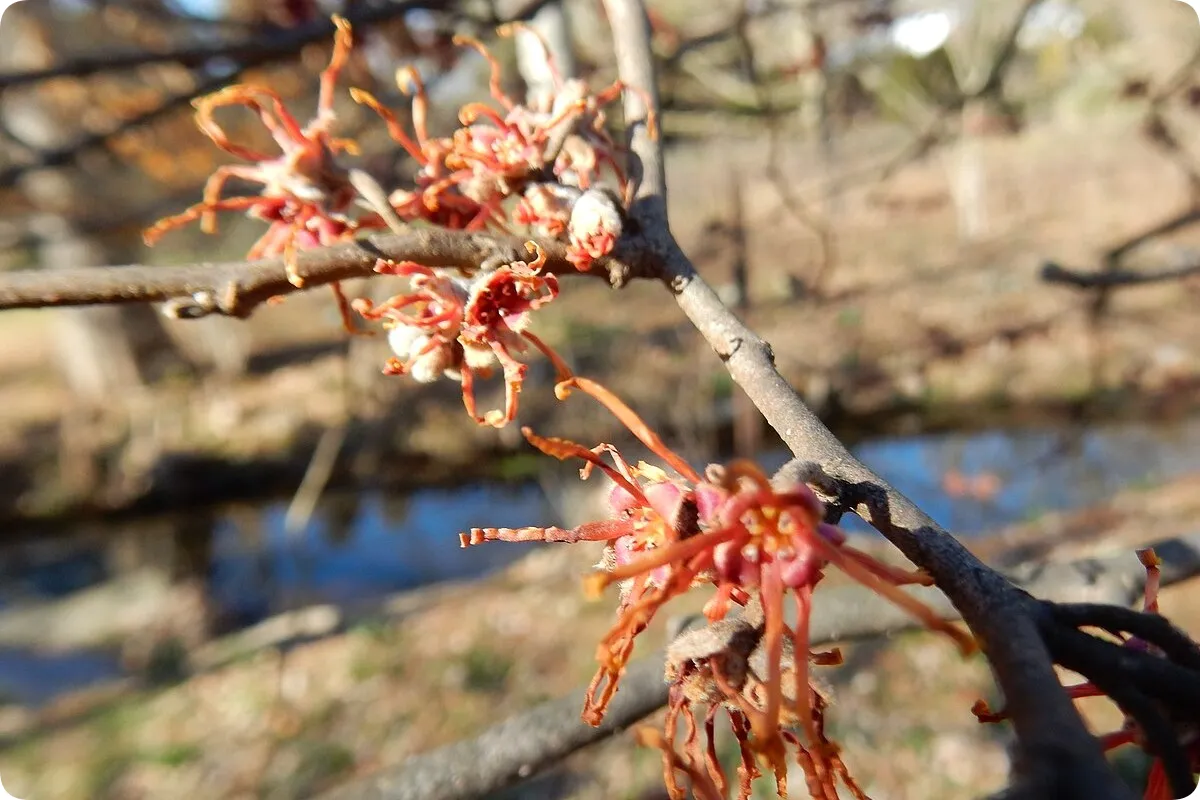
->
(0, 0), (1199, 797)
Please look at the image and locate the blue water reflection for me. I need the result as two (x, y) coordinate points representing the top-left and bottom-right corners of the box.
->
(5, 415), (1200, 707)
(761, 415), (1200, 536)
(0, 649), (124, 707)
(209, 483), (554, 619)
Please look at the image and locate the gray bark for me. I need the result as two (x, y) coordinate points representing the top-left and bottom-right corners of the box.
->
(511, 0), (578, 107)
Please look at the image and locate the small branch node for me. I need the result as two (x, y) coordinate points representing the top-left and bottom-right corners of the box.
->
(161, 291), (220, 320)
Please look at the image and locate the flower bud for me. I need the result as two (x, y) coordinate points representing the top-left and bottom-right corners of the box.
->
(714, 539), (760, 586)
(776, 546), (824, 588)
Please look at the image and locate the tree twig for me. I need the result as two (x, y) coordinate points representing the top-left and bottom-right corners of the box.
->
(1051, 602), (1200, 671)
(0, 2), (440, 90)
(0, 229), (635, 316)
(865, 0), (1036, 187)
(1104, 207), (1200, 266)
(0, 0), (479, 188)
(0, 69), (246, 189)
(1137, 45), (1200, 200)
(969, 0), (1039, 100)
(283, 423), (349, 537)
(1041, 260), (1200, 289)
(732, 0), (838, 296)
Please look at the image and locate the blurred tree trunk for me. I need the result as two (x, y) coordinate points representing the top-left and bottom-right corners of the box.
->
(799, 2), (836, 215)
(0, 7), (222, 399)
(940, 0), (1036, 243)
(506, 0), (578, 105)
(18, 183), (183, 404)
(30, 213), (147, 400)
(0, 5), (242, 510)
(951, 103), (988, 242)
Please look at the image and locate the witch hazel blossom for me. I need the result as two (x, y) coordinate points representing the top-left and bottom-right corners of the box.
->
(352, 21), (648, 266)
(353, 242), (566, 428)
(351, 258), (464, 378)
(132, 3), (655, 437)
(144, 9), (650, 351)
(462, 375), (977, 799)
(351, 67), (502, 231)
(143, 15), (371, 329)
(513, 183), (581, 238)
(566, 187), (626, 271)
(656, 602), (864, 800)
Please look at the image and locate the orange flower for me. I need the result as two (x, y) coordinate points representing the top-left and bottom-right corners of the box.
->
(144, 16), (364, 328)
(352, 242), (567, 427)
(463, 375), (977, 797)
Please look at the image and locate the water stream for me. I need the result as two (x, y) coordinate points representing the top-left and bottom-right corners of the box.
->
(2, 414), (1200, 707)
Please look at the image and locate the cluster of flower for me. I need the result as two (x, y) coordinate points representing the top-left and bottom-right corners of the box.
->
(463, 375), (978, 799)
(351, 242), (569, 426)
(143, 17), (365, 322)
(351, 23), (648, 271)
(143, 16), (649, 425)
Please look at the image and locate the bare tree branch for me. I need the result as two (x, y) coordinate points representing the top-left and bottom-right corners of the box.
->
(0, 2), (443, 90)
(316, 532), (1200, 800)
(969, 0), (1039, 100)
(0, 0), (565, 90)
(0, 230), (635, 317)
(0, 69), (248, 189)
(862, 0), (1038, 187)
(600, 1), (1133, 796)
(1040, 206), (1200, 293)
(733, 0), (838, 296)
(659, 1), (788, 66)
(315, 615), (703, 800)
(1050, 602), (1200, 673)
(1048, 625), (1195, 798)
(0, 0), (538, 188)
(1105, 207), (1200, 266)
(0, 2), (1191, 797)
(1042, 260), (1200, 289)
(873, 109), (955, 182)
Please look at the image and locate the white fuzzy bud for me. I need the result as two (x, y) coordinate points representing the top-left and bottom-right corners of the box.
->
(408, 344), (454, 383)
(389, 326), (454, 383)
(387, 325), (426, 359)
(461, 341), (497, 370)
(569, 188), (624, 246)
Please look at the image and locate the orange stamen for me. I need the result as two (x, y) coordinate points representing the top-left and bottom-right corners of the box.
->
(556, 376), (703, 484)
